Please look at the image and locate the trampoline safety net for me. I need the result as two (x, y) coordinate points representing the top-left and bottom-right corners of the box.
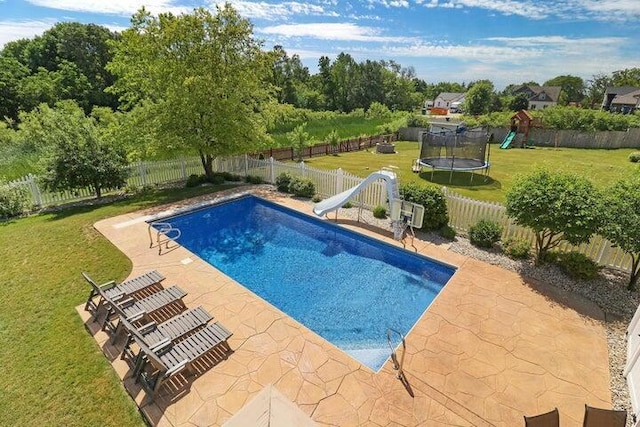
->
(419, 127), (489, 171)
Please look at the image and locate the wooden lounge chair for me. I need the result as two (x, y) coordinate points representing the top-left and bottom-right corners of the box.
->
(119, 306), (213, 360)
(83, 270), (165, 317)
(131, 321), (233, 397)
(524, 408), (559, 427)
(101, 285), (187, 336)
(583, 404), (627, 427)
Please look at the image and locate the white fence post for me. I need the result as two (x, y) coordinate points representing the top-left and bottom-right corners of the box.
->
(27, 174), (43, 208)
(138, 161), (147, 187)
(269, 157), (275, 183)
(180, 158), (187, 180)
(336, 168), (344, 194)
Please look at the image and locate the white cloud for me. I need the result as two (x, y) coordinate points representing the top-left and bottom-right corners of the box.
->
(25, 0), (189, 16)
(208, 0), (338, 20)
(0, 19), (56, 47)
(420, 0), (640, 21)
(259, 22), (417, 42)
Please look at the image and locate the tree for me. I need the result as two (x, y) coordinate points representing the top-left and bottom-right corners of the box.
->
(107, 6), (274, 179)
(464, 81), (494, 115)
(18, 101), (128, 198)
(544, 75), (585, 105)
(288, 123), (311, 162)
(600, 177), (640, 290)
(509, 93), (530, 111)
(505, 168), (602, 261)
(0, 57), (29, 121)
(584, 73), (612, 108)
(326, 129), (340, 155)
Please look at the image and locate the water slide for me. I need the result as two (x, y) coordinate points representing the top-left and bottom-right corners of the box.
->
(500, 131), (516, 149)
(313, 170), (399, 217)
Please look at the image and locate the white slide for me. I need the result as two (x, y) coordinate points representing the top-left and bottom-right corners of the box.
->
(313, 170), (399, 216)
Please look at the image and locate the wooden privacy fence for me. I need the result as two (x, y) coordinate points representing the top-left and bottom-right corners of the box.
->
(6, 153), (633, 273)
(487, 127), (640, 149)
(257, 133), (397, 161)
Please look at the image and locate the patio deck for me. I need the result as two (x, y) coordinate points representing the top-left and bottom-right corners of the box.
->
(80, 188), (613, 426)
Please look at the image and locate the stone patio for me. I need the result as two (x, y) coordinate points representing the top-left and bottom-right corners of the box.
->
(80, 188), (613, 426)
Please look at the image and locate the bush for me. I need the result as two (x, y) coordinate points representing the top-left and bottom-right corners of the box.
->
(439, 225), (456, 240)
(629, 152), (640, 163)
(275, 172), (293, 192)
(469, 219), (503, 248)
(399, 183), (448, 230)
(311, 194), (322, 203)
(186, 174), (203, 187)
(342, 201), (353, 209)
(406, 114), (430, 128)
(503, 238), (531, 259)
(209, 174), (225, 185)
(245, 175), (263, 184)
(0, 182), (30, 219)
(556, 252), (601, 280)
(372, 205), (387, 219)
(288, 177), (315, 198)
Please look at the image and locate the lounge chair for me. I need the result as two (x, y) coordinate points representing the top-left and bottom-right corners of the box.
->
(119, 306), (213, 360)
(130, 321), (233, 397)
(83, 270), (165, 318)
(524, 408), (559, 427)
(101, 285), (187, 335)
(583, 404), (626, 427)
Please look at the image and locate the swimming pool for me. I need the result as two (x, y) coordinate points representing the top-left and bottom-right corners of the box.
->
(154, 195), (455, 371)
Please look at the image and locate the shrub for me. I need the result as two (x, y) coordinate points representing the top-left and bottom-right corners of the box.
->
(0, 182), (30, 219)
(406, 114), (430, 128)
(366, 102), (392, 119)
(469, 219), (503, 248)
(342, 201), (353, 209)
(186, 174), (202, 187)
(288, 177), (315, 198)
(556, 252), (601, 281)
(399, 183), (448, 230)
(311, 194), (322, 203)
(503, 238), (531, 259)
(245, 175), (263, 184)
(439, 225), (456, 240)
(629, 152), (640, 163)
(275, 172), (293, 192)
(209, 174), (225, 185)
(372, 205), (387, 219)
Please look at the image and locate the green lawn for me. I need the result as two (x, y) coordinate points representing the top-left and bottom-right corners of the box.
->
(302, 141), (640, 203)
(0, 184), (236, 427)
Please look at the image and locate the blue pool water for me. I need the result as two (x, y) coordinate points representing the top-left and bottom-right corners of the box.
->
(155, 195), (455, 370)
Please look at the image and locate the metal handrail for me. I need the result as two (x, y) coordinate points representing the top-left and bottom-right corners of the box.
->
(386, 328), (406, 379)
(148, 222), (181, 255)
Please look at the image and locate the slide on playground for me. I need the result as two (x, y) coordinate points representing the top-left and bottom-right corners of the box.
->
(500, 131), (516, 149)
(313, 170), (399, 217)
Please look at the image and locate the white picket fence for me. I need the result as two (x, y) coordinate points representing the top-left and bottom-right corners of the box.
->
(5, 154), (633, 273)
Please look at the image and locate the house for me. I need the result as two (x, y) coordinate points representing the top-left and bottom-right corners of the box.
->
(602, 86), (640, 113)
(433, 92), (465, 111)
(513, 85), (562, 110)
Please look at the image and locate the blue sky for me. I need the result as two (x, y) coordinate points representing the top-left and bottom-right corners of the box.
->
(0, 0), (638, 89)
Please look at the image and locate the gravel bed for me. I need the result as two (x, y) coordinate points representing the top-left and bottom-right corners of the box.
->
(330, 204), (637, 423)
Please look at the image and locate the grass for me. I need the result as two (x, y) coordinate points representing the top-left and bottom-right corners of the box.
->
(270, 115), (395, 147)
(302, 141), (640, 203)
(0, 183), (236, 427)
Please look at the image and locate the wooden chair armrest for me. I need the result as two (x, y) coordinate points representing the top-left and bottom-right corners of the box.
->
(117, 297), (135, 308)
(98, 280), (117, 290)
(166, 359), (189, 377)
(137, 321), (157, 334)
(149, 337), (171, 352)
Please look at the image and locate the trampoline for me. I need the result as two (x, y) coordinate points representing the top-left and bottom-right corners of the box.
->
(418, 126), (490, 183)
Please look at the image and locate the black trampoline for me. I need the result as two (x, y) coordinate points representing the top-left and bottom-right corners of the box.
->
(417, 126), (490, 183)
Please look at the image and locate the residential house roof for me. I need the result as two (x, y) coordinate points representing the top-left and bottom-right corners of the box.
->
(435, 92), (465, 102)
(514, 85), (561, 102)
(604, 86), (640, 97)
(612, 89), (640, 107)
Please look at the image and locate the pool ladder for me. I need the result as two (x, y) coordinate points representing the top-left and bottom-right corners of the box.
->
(148, 222), (181, 255)
(387, 328), (406, 379)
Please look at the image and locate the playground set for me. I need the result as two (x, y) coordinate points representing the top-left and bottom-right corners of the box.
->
(500, 110), (539, 149)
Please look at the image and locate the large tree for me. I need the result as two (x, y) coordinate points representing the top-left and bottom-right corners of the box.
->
(464, 80), (494, 115)
(505, 168), (602, 261)
(600, 177), (640, 290)
(107, 6), (274, 178)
